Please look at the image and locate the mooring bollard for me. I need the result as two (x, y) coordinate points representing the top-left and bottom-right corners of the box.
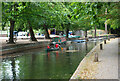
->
(85, 38), (89, 41)
(104, 40), (106, 44)
(108, 37), (110, 41)
(100, 43), (103, 50)
(94, 53), (99, 62)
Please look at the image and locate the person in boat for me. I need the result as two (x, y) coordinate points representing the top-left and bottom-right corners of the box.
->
(47, 43), (60, 49)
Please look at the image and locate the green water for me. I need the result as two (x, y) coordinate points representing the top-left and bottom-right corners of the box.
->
(0, 41), (98, 79)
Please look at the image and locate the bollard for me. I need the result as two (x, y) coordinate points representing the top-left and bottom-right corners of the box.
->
(85, 38), (89, 41)
(94, 53), (99, 62)
(100, 43), (103, 50)
(108, 38), (110, 41)
(104, 40), (106, 44)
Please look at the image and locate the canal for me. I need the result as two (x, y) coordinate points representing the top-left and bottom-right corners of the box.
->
(0, 41), (100, 79)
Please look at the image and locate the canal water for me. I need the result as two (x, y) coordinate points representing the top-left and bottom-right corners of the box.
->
(0, 41), (99, 79)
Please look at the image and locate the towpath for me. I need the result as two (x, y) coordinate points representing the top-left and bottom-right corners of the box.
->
(70, 38), (119, 80)
(0, 38), (50, 47)
(96, 38), (118, 79)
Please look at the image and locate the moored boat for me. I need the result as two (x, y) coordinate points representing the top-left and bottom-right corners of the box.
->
(47, 43), (60, 51)
(71, 40), (86, 43)
(51, 36), (66, 44)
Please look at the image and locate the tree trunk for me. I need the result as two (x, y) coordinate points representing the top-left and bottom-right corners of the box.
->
(95, 26), (96, 38)
(66, 27), (69, 38)
(44, 25), (51, 39)
(108, 28), (111, 34)
(85, 30), (87, 38)
(8, 20), (15, 44)
(28, 22), (37, 41)
(85, 30), (88, 41)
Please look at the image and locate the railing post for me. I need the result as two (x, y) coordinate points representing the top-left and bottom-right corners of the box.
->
(100, 43), (103, 50)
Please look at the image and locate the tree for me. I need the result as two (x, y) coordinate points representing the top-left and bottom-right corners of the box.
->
(105, 2), (120, 30)
(2, 2), (21, 44)
(17, 2), (37, 41)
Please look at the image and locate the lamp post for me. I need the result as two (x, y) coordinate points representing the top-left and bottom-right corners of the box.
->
(105, 8), (107, 34)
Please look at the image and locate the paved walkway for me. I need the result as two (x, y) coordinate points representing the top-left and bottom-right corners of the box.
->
(0, 38), (50, 47)
(118, 39), (120, 81)
(96, 38), (118, 79)
(70, 38), (119, 80)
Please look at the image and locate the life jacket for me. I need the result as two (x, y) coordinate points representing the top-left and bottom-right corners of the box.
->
(55, 44), (59, 48)
(47, 46), (50, 49)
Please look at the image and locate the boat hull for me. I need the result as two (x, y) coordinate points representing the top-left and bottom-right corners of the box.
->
(46, 48), (59, 51)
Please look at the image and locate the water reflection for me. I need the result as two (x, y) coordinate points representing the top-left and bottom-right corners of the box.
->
(95, 42), (97, 46)
(0, 58), (20, 80)
(0, 41), (100, 79)
(11, 58), (16, 79)
(85, 41), (88, 52)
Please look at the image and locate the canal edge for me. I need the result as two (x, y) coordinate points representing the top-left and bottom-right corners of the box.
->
(70, 41), (101, 80)
(0, 41), (50, 55)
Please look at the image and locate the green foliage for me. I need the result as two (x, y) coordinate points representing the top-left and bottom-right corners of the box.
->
(2, 2), (119, 33)
(105, 2), (120, 29)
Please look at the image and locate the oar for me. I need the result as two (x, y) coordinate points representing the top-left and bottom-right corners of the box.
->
(61, 47), (63, 50)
